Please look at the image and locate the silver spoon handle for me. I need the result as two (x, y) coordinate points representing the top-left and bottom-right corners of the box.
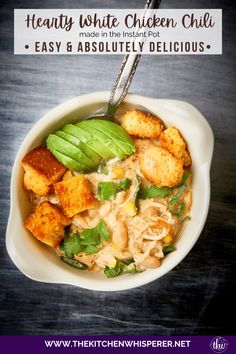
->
(107, 0), (162, 115)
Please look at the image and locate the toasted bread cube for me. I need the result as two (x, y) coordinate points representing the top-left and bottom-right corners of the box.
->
(134, 138), (157, 155)
(62, 170), (74, 181)
(24, 201), (71, 248)
(54, 175), (95, 218)
(121, 109), (164, 138)
(160, 126), (192, 167)
(140, 146), (184, 188)
(182, 150), (192, 167)
(22, 146), (67, 196)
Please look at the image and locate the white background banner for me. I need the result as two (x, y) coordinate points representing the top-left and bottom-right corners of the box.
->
(14, 9), (222, 55)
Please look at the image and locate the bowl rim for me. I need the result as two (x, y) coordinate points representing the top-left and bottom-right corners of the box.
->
(6, 91), (214, 291)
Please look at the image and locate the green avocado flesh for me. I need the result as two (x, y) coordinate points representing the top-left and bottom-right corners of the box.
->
(46, 120), (136, 172)
(46, 134), (96, 169)
(62, 124), (114, 160)
(54, 130), (101, 166)
(82, 120), (136, 155)
(52, 150), (90, 172)
(85, 119), (134, 144)
(78, 122), (127, 160)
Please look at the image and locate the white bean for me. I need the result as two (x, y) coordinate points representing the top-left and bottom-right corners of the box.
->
(112, 221), (128, 250)
(141, 256), (160, 269)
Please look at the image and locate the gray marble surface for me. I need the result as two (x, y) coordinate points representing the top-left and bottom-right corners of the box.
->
(0, 0), (235, 335)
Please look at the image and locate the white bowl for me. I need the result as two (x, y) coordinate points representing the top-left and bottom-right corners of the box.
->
(6, 92), (214, 291)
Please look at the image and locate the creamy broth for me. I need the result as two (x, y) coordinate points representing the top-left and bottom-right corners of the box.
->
(23, 110), (192, 277)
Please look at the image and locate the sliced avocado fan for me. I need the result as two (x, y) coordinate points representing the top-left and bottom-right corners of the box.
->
(46, 134), (96, 170)
(82, 119), (135, 156)
(52, 150), (89, 172)
(78, 121), (128, 160)
(62, 124), (114, 160)
(46, 120), (136, 172)
(54, 130), (101, 166)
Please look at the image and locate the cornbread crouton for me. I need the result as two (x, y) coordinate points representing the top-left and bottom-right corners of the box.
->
(134, 138), (156, 154)
(121, 109), (164, 138)
(140, 146), (184, 187)
(22, 146), (67, 196)
(160, 126), (192, 167)
(62, 170), (74, 181)
(54, 175), (95, 218)
(24, 201), (71, 248)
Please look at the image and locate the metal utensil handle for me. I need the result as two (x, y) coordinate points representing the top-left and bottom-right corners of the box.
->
(107, 0), (162, 115)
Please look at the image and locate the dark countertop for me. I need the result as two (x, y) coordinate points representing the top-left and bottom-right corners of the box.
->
(0, 0), (235, 335)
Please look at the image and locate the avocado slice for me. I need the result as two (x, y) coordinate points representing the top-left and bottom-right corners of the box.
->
(51, 150), (89, 172)
(46, 134), (96, 170)
(61, 124), (114, 160)
(54, 130), (101, 167)
(78, 122), (127, 160)
(85, 119), (135, 144)
(83, 120), (136, 156)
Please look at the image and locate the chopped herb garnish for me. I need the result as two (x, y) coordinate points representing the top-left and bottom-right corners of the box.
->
(167, 171), (190, 216)
(98, 182), (117, 200)
(138, 171), (191, 202)
(134, 175), (142, 209)
(116, 178), (132, 192)
(140, 185), (170, 199)
(173, 184), (186, 199)
(172, 171), (191, 188)
(182, 216), (191, 223)
(97, 159), (109, 175)
(97, 179), (132, 201)
(63, 231), (83, 258)
(83, 244), (100, 254)
(179, 171), (191, 186)
(163, 245), (176, 255)
(61, 256), (88, 270)
(168, 198), (185, 216)
(104, 258), (138, 278)
(104, 264), (122, 278)
(62, 220), (110, 257)
(96, 219), (110, 241)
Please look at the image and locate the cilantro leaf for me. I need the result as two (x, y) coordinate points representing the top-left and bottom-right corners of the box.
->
(104, 258), (139, 278)
(83, 245), (100, 254)
(104, 265), (121, 278)
(63, 220), (110, 257)
(97, 179), (132, 201)
(80, 228), (100, 245)
(80, 220), (110, 244)
(63, 231), (83, 258)
(96, 220), (110, 241)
